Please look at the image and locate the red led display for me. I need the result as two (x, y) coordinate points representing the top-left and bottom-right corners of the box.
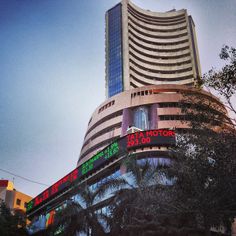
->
(27, 129), (175, 213)
(33, 169), (79, 207)
(127, 130), (175, 148)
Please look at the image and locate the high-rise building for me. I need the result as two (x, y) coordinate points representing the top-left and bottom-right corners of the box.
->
(0, 180), (32, 213)
(77, 0), (225, 168)
(106, 0), (201, 98)
(26, 1), (230, 234)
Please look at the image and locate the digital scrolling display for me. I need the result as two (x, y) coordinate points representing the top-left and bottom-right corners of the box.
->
(27, 129), (175, 214)
(26, 141), (122, 213)
(127, 129), (175, 148)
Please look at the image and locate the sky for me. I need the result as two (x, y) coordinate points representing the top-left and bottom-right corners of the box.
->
(0, 0), (236, 198)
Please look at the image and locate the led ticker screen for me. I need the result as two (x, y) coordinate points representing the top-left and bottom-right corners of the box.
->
(81, 142), (120, 175)
(27, 141), (122, 213)
(26, 168), (79, 212)
(127, 129), (175, 148)
(27, 129), (175, 214)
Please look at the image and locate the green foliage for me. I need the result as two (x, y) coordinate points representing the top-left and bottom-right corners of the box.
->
(203, 45), (236, 116)
(108, 158), (197, 236)
(164, 128), (236, 235)
(43, 45), (236, 235)
(50, 177), (127, 236)
(0, 202), (28, 236)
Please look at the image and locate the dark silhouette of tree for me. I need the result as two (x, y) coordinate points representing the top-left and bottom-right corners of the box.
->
(163, 128), (236, 236)
(163, 45), (236, 235)
(108, 158), (197, 236)
(202, 45), (236, 125)
(50, 177), (126, 236)
(0, 201), (29, 236)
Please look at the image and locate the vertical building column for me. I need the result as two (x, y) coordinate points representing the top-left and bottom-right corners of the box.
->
(150, 104), (159, 129)
(121, 108), (133, 136)
(121, 0), (130, 91)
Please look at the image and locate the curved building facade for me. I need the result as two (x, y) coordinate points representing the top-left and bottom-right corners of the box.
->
(78, 84), (227, 166)
(27, 1), (231, 233)
(105, 0), (201, 98)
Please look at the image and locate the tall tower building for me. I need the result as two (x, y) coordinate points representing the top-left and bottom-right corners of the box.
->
(106, 0), (201, 98)
(26, 1), (229, 229)
(77, 1), (226, 166)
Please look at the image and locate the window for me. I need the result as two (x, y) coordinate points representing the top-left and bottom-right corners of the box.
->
(16, 199), (21, 206)
(24, 202), (27, 208)
(107, 4), (123, 97)
(98, 100), (115, 114)
(133, 106), (149, 130)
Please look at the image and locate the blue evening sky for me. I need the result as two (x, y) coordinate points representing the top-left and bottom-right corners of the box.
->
(0, 0), (235, 197)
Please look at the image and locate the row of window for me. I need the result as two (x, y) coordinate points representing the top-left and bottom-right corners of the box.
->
(128, 6), (186, 24)
(85, 110), (123, 142)
(130, 58), (192, 75)
(131, 89), (181, 98)
(129, 51), (191, 67)
(16, 198), (27, 208)
(128, 16), (187, 33)
(129, 29), (189, 46)
(98, 100), (115, 114)
(129, 43), (191, 60)
(129, 37), (189, 53)
(159, 102), (180, 108)
(130, 65), (193, 81)
(129, 22), (188, 40)
(159, 115), (187, 121)
(82, 123), (121, 149)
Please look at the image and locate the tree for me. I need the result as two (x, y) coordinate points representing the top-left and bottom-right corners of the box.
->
(51, 177), (127, 236)
(163, 44), (236, 235)
(202, 45), (236, 125)
(157, 45), (236, 236)
(108, 157), (195, 236)
(108, 158), (157, 236)
(0, 202), (29, 236)
(163, 129), (236, 235)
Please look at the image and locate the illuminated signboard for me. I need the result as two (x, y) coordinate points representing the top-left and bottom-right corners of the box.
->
(127, 129), (175, 148)
(26, 168), (79, 212)
(26, 142), (122, 213)
(27, 129), (175, 214)
(81, 141), (120, 175)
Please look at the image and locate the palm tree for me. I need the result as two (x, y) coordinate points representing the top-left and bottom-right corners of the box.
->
(0, 202), (29, 236)
(51, 177), (127, 236)
(108, 156), (193, 236)
(108, 157), (164, 236)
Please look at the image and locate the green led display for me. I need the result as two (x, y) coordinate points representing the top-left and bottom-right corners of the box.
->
(27, 130), (176, 216)
(81, 141), (119, 175)
(104, 142), (119, 159)
(81, 151), (103, 175)
(27, 200), (34, 212)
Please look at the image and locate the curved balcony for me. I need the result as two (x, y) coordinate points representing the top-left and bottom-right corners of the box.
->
(83, 116), (122, 145)
(128, 20), (188, 39)
(129, 54), (192, 72)
(128, 23), (188, 40)
(129, 34), (190, 52)
(128, 14), (187, 31)
(128, 4), (186, 24)
(130, 73), (194, 86)
(129, 43), (190, 60)
(129, 28), (190, 45)
(129, 48), (192, 66)
(81, 128), (122, 157)
(130, 64), (193, 79)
